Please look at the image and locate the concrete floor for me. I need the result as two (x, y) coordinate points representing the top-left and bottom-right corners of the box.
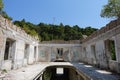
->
(72, 63), (120, 80)
(0, 62), (120, 80)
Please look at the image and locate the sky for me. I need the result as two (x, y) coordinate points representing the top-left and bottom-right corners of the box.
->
(3, 0), (110, 29)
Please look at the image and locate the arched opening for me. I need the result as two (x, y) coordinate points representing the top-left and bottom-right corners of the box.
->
(38, 66), (85, 80)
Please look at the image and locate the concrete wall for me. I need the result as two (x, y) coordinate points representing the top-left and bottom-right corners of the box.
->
(28, 45), (35, 64)
(81, 19), (120, 73)
(13, 40), (25, 69)
(69, 68), (78, 80)
(1, 14), (120, 74)
(0, 15), (39, 70)
(38, 44), (81, 62)
(0, 28), (6, 69)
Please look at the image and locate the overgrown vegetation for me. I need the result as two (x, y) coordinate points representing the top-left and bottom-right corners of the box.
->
(0, 0), (3, 10)
(0, 11), (12, 20)
(101, 0), (120, 19)
(14, 20), (98, 41)
(109, 40), (116, 60)
(0, 0), (12, 20)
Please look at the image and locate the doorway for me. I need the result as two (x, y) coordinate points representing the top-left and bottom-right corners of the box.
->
(57, 48), (63, 59)
(4, 38), (16, 60)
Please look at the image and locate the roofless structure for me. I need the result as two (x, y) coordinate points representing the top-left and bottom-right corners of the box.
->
(0, 15), (120, 80)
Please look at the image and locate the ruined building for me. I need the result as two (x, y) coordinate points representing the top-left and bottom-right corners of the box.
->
(0, 15), (120, 80)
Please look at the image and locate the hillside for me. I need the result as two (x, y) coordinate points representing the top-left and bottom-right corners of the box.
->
(14, 19), (98, 41)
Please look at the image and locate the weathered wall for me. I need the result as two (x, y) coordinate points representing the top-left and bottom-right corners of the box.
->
(0, 28), (6, 61)
(81, 19), (120, 73)
(38, 46), (51, 62)
(115, 34), (120, 62)
(28, 45), (35, 64)
(1, 14), (120, 74)
(13, 40), (25, 69)
(0, 15), (39, 70)
(38, 44), (81, 62)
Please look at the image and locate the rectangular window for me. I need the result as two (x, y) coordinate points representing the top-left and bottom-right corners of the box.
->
(57, 48), (63, 57)
(24, 44), (29, 58)
(4, 41), (10, 60)
(109, 40), (116, 60)
(91, 45), (96, 56)
(83, 47), (86, 54)
(104, 39), (116, 61)
(4, 38), (15, 60)
(56, 68), (64, 74)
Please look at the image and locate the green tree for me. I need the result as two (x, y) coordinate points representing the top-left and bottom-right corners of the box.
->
(0, 0), (3, 11)
(14, 19), (38, 37)
(64, 25), (72, 40)
(0, 0), (12, 20)
(101, 0), (120, 19)
(14, 20), (97, 41)
(84, 27), (97, 36)
(1, 11), (12, 20)
(59, 23), (64, 39)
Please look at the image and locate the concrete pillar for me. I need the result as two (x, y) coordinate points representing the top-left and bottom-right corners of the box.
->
(28, 45), (34, 64)
(35, 45), (39, 62)
(0, 29), (6, 69)
(13, 40), (25, 69)
(115, 34), (120, 62)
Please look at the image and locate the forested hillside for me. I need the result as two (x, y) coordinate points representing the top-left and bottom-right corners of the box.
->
(14, 19), (98, 41)
(0, 0), (98, 41)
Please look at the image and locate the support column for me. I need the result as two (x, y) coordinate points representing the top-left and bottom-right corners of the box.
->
(28, 45), (34, 64)
(13, 40), (25, 69)
(0, 29), (6, 70)
(35, 46), (39, 62)
(115, 35), (120, 73)
(115, 34), (120, 62)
